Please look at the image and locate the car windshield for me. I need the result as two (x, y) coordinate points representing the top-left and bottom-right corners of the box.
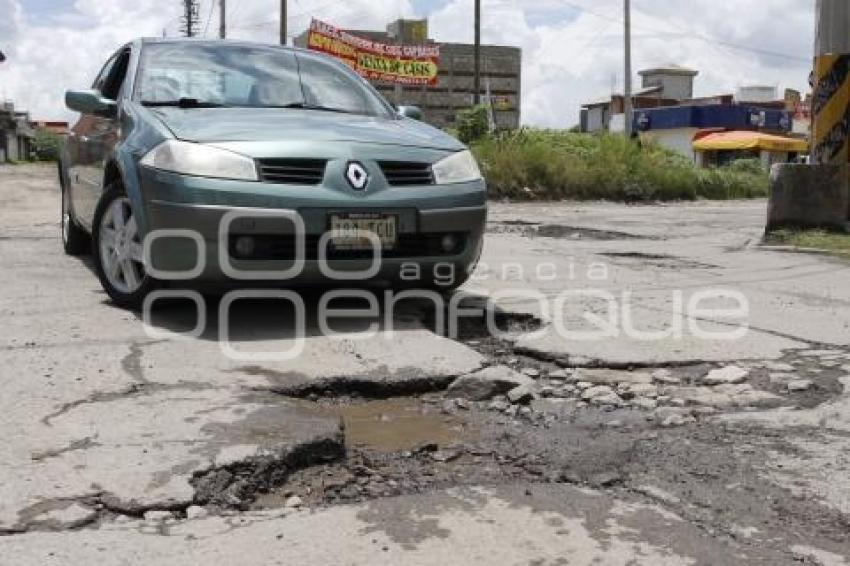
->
(135, 43), (392, 118)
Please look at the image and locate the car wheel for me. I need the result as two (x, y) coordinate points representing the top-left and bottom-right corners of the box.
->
(61, 178), (90, 256)
(92, 183), (156, 309)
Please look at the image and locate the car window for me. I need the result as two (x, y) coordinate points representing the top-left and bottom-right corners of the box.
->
(295, 53), (385, 116)
(137, 44), (303, 108)
(92, 53), (118, 91)
(134, 43), (392, 117)
(101, 49), (131, 101)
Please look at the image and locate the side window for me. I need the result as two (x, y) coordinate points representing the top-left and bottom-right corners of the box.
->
(92, 54), (118, 91)
(101, 49), (131, 101)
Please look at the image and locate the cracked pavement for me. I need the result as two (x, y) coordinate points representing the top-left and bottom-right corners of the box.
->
(2, 164), (850, 565)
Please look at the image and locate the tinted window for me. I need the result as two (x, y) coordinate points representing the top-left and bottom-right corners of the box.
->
(92, 53), (118, 91)
(101, 49), (130, 100)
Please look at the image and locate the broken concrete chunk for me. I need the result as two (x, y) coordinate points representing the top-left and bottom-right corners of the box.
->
(631, 397), (658, 411)
(670, 384), (782, 409)
(769, 373), (797, 386)
(507, 384), (539, 405)
(661, 414), (695, 427)
(185, 505), (208, 520)
(787, 379), (813, 392)
(31, 502), (97, 529)
(576, 369), (653, 385)
(590, 393), (623, 407)
(764, 362), (795, 372)
(581, 386), (622, 406)
(548, 369), (575, 382)
(143, 510), (174, 523)
(652, 369), (681, 385)
(581, 385), (616, 401)
(622, 383), (659, 399)
(702, 366), (748, 385)
(447, 365), (534, 401)
(284, 496), (303, 509)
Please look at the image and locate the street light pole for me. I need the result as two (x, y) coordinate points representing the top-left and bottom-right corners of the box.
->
(623, 0), (633, 138)
(474, 0), (481, 105)
(219, 0), (226, 39)
(280, 0), (287, 46)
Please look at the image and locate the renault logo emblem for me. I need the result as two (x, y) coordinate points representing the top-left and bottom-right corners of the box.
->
(345, 161), (369, 191)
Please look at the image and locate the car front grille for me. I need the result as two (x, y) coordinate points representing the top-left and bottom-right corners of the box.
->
(378, 161), (434, 186)
(229, 233), (468, 261)
(257, 159), (327, 185)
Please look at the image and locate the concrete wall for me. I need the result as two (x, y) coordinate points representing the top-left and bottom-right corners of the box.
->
(816, 0), (850, 54)
(641, 128), (699, 162)
(585, 107), (608, 132)
(767, 163), (850, 231)
(640, 73), (694, 101)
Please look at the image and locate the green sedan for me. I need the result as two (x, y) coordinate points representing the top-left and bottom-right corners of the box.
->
(60, 39), (486, 308)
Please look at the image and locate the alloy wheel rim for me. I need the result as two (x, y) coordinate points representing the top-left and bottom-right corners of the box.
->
(99, 197), (145, 294)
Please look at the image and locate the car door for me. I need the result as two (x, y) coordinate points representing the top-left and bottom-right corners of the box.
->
(67, 48), (131, 228)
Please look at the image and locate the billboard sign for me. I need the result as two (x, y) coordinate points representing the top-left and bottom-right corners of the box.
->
(306, 19), (439, 87)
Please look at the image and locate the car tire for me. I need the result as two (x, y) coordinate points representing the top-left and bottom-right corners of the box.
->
(92, 183), (157, 310)
(60, 171), (90, 256)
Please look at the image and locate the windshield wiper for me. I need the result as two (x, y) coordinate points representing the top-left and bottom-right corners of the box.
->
(141, 98), (226, 108)
(275, 102), (352, 114)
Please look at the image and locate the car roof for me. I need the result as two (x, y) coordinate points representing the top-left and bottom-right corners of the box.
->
(137, 37), (308, 54)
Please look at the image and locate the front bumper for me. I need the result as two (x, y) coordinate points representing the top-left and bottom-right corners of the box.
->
(139, 167), (487, 285)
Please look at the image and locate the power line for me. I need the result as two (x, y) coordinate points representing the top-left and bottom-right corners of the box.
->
(556, 0), (809, 63)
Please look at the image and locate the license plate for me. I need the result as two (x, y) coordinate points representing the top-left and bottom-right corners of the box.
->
(329, 213), (398, 250)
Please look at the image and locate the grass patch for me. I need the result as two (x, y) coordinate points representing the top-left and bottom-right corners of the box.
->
(470, 129), (769, 201)
(765, 230), (850, 256)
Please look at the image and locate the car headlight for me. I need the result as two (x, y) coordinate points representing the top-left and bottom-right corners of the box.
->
(432, 150), (482, 185)
(140, 140), (258, 181)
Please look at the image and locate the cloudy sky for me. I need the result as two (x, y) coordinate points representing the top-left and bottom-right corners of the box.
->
(0, 0), (815, 127)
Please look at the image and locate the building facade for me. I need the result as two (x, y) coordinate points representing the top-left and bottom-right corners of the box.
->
(0, 102), (35, 163)
(296, 19), (522, 130)
(635, 104), (795, 164)
(580, 65), (801, 165)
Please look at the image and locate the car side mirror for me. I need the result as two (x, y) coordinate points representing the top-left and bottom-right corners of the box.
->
(397, 105), (423, 121)
(65, 89), (117, 118)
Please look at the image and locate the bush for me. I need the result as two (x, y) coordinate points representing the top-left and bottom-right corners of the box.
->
(455, 104), (489, 145)
(470, 129), (769, 201)
(32, 128), (64, 161)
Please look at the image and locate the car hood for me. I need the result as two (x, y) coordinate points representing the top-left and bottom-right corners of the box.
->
(148, 107), (464, 151)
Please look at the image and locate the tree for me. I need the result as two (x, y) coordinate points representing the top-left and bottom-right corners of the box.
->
(32, 128), (63, 161)
(455, 104), (489, 145)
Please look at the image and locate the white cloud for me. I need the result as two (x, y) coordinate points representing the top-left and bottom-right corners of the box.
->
(0, 0), (815, 127)
(429, 0), (814, 127)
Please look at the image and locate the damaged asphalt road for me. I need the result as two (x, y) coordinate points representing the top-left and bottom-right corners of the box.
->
(2, 164), (850, 565)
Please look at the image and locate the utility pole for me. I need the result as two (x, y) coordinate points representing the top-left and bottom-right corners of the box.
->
(473, 0), (481, 105)
(180, 0), (199, 38)
(280, 0), (287, 45)
(219, 0), (226, 39)
(623, 0), (633, 138)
